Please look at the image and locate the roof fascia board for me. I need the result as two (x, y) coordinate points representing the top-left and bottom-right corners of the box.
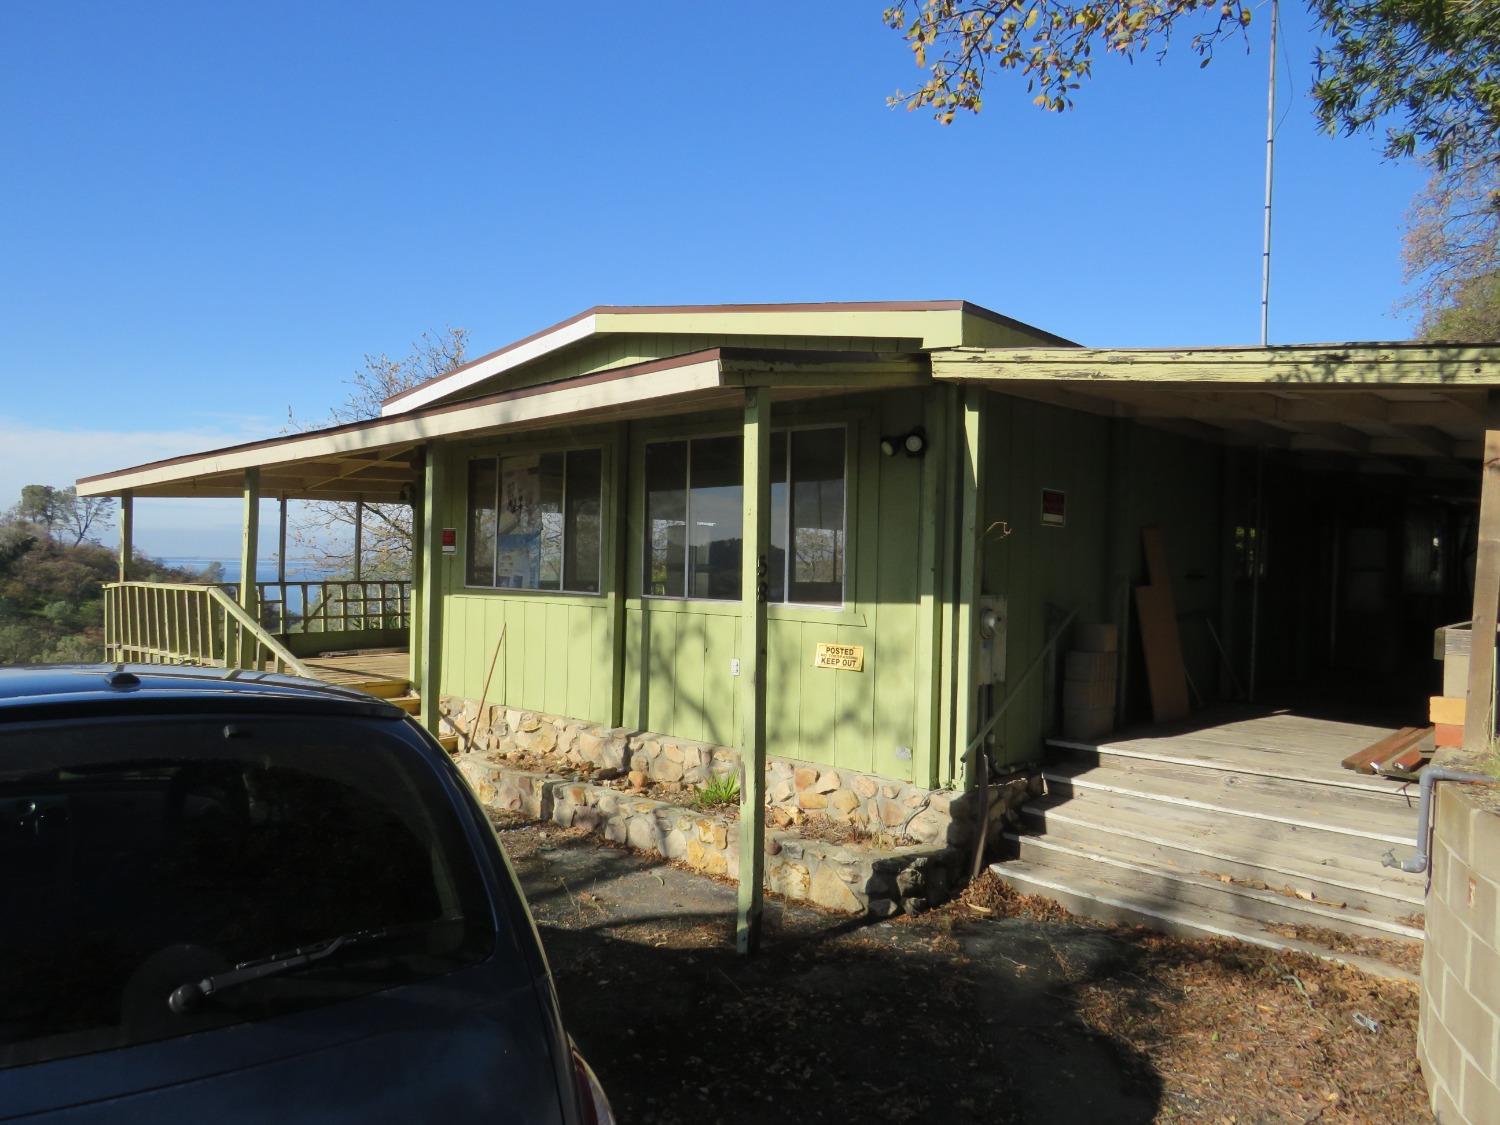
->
(80, 354), (725, 497)
(381, 311), (599, 416)
(931, 344), (1500, 387)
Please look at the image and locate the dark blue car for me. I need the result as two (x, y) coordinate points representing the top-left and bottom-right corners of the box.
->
(0, 665), (612, 1123)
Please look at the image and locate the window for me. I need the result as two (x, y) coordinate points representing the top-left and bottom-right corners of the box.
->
(466, 449), (603, 593)
(643, 427), (846, 605)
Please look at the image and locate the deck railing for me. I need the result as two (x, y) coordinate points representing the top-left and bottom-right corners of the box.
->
(217, 580), (412, 636)
(104, 581), (313, 678)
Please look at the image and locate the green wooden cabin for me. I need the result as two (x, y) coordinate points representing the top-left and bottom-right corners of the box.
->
(80, 303), (1500, 797)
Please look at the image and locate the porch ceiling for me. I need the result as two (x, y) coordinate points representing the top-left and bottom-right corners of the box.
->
(76, 347), (925, 500)
(933, 342), (1500, 470)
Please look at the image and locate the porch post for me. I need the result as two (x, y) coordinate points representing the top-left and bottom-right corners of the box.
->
(239, 469), (260, 612)
(736, 387), (771, 956)
(409, 465), (425, 690)
(239, 468), (261, 669)
(1464, 427), (1500, 751)
(419, 446), (446, 735)
(916, 386), (948, 788)
(118, 492), (133, 582)
(608, 423), (630, 728)
(953, 387), (986, 788)
(353, 499), (364, 582)
(276, 494), (288, 584)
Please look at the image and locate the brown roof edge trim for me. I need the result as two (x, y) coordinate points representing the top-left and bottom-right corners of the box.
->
(80, 350), (726, 487)
(379, 299), (998, 408)
(958, 301), (1081, 348)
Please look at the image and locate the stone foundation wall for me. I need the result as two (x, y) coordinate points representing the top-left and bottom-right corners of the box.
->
(459, 756), (1008, 916)
(441, 695), (1038, 851)
(1418, 761), (1500, 1124)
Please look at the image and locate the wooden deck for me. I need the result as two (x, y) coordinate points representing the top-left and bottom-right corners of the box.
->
(300, 648), (411, 691)
(1047, 708), (1415, 797)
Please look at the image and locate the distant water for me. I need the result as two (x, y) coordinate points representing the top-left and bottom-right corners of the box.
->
(153, 558), (341, 584)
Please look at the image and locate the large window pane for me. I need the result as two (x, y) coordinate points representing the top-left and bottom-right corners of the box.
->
(688, 436), (742, 600)
(789, 429), (845, 604)
(466, 459), (497, 587)
(564, 449), (603, 594)
(645, 442), (688, 597)
(767, 431), (788, 603)
(496, 452), (564, 590)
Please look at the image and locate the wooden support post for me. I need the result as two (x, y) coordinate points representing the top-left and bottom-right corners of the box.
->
(936, 388), (962, 786)
(408, 459), (425, 690)
(916, 386), (948, 788)
(118, 492), (133, 583)
(608, 423), (631, 728)
(353, 499), (364, 582)
(954, 387), (986, 788)
(1104, 418), (1134, 724)
(239, 468), (261, 669)
(277, 495), (288, 584)
(1464, 427), (1500, 751)
(736, 387), (770, 956)
(419, 447), (446, 735)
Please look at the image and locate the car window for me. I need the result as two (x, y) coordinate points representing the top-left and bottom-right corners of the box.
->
(0, 714), (496, 1069)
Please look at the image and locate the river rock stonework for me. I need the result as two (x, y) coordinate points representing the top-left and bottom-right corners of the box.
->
(445, 697), (1043, 915)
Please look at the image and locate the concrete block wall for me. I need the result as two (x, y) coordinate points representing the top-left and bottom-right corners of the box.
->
(1418, 774), (1500, 1123)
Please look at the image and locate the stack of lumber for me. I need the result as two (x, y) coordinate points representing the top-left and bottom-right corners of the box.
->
(1340, 725), (1434, 780)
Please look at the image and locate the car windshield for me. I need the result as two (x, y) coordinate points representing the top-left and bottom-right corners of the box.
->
(0, 713), (496, 1069)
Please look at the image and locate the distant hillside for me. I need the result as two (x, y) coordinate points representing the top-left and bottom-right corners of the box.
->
(0, 499), (209, 665)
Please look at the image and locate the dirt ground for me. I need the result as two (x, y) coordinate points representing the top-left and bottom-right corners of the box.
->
(492, 812), (1432, 1124)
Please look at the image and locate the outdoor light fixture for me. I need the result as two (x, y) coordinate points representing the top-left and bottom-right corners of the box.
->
(882, 427), (927, 458)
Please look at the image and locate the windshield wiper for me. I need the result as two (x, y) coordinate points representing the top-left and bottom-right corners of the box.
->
(166, 922), (441, 1014)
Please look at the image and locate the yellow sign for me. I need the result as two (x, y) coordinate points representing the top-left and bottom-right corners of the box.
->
(814, 642), (865, 671)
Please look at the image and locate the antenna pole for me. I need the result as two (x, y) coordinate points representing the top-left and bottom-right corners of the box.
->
(1260, 0), (1278, 346)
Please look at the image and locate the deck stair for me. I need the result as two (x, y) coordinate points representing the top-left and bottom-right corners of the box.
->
(300, 651), (456, 753)
(990, 716), (1427, 980)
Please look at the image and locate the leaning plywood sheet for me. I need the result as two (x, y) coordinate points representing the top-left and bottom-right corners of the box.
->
(1134, 583), (1190, 723)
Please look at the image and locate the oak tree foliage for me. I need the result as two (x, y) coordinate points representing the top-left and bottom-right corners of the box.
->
(287, 327), (468, 577)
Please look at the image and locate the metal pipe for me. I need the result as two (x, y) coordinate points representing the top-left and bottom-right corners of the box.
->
(1260, 0), (1278, 345)
(1382, 766), (1495, 874)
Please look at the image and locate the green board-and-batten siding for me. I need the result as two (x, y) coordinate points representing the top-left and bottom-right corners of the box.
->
(433, 389), (939, 785)
(979, 397), (1222, 767)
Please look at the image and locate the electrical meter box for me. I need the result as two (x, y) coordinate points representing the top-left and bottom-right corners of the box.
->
(974, 595), (1008, 686)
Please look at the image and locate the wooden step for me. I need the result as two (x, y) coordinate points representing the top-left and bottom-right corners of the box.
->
(1020, 790), (1424, 916)
(988, 858), (1418, 983)
(437, 732), (459, 754)
(391, 694), (421, 715)
(1003, 831), (1423, 941)
(1048, 732), (1418, 801)
(1043, 757), (1418, 847)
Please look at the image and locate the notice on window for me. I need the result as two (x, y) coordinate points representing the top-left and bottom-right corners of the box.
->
(813, 642), (865, 672)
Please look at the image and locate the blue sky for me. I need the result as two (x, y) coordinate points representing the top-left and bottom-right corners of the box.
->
(0, 1), (1426, 557)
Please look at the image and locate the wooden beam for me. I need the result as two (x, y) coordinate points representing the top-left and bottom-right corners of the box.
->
(408, 450), (425, 691)
(419, 447), (446, 735)
(608, 422), (630, 728)
(735, 387), (770, 956)
(916, 386), (947, 788)
(239, 468), (261, 669)
(118, 492), (133, 583)
(954, 386), (985, 787)
(353, 499), (364, 582)
(1465, 426), (1500, 751)
(934, 343), (1500, 387)
(277, 495), (288, 584)
(239, 468), (260, 612)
